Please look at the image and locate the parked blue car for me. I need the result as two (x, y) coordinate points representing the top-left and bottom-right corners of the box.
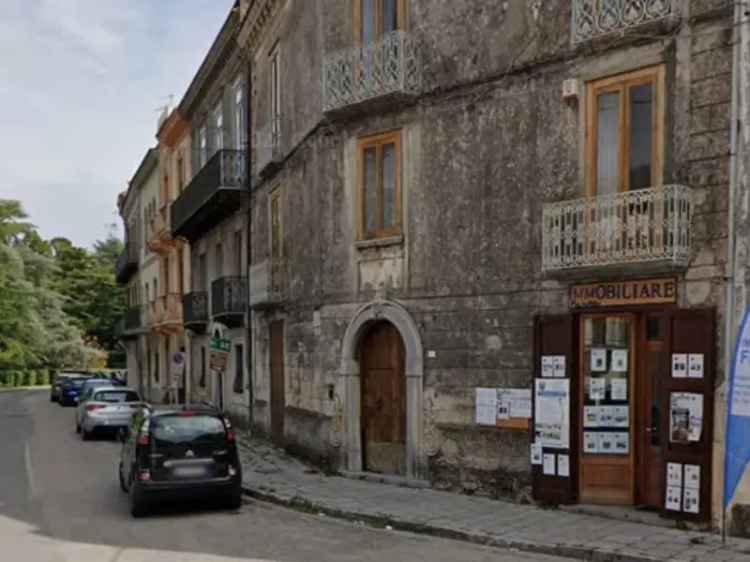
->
(59, 376), (89, 407)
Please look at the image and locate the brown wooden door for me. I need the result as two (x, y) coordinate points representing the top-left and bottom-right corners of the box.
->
(360, 322), (406, 475)
(270, 320), (285, 446)
(635, 314), (666, 508)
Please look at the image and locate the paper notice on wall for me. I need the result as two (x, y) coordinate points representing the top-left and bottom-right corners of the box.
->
(543, 453), (556, 476)
(611, 349), (628, 372)
(612, 406), (629, 428)
(475, 388), (497, 425)
(534, 379), (570, 449)
(598, 432), (615, 454)
(590, 348), (607, 372)
(683, 488), (700, 514)
(598, 406), (614, 427)
(670, 393), (703, 443)
(530, 442), (542, 465)
(666, 486), (682, 511)
(667, 462), (683, 488)
(688, 354), (704, 379)
(584, 406), (600, 428)
(684, 465), (701, 490)
(610, 378), (628, 401)
(553, 355), (566, 378)
(498, 388), (532, 419)
(541, 356), (554, 378)
(557, 454), (570, 477)
(496, 399), (510, 420)
(583, 432), (599, 454)
(672, 354), (688, 378)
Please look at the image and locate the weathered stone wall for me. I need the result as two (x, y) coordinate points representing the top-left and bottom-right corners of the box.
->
(246, 0), (735, 507)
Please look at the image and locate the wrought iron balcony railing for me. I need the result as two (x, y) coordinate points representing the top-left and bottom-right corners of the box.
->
(115, 243), (139, 284)
(542, 185), (693, 273)
(183, 291), (209, 329)
(249, 258), (288, 309)
(255, 117), (282, 178)
(571, 0), (676, 44)
(323, 30), (421, 115)
(211, 276), (247, 327)
(170, 149), (246, 242)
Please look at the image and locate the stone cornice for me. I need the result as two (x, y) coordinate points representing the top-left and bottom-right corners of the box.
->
(240, 0), (283, 52)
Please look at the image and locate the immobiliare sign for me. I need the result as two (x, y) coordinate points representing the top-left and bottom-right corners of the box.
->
(570, 277), (677, 308)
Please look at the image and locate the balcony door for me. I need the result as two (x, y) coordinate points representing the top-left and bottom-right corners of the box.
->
(586, 66), (664, 196)
(355, 0), (405, 44)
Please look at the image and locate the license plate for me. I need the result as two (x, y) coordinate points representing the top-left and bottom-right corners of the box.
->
(173, 466), (206, 478)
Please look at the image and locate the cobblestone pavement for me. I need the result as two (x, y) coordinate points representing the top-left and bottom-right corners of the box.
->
(238, 433), (750, 562)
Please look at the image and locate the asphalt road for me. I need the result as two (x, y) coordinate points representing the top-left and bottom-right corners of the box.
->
(0, 389), (570, 562)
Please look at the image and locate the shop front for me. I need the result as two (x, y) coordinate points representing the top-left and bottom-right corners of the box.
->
(532, 277), (714, 524)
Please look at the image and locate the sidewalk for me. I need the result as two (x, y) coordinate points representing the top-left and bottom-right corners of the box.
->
(237, 434), (750, 562)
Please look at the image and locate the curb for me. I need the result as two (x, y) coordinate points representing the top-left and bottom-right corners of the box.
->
(241, 485), (664, 562)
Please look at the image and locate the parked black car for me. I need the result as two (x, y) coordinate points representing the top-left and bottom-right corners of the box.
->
(118, 404), (242, 517)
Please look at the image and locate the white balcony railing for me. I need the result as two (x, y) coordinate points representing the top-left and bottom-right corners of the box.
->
(572, 0), (676, 44)
(542, 185), (693, 272)
(323, 30), (421, 113)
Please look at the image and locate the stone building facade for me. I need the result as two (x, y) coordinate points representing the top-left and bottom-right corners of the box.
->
(241, 0), (740, 530)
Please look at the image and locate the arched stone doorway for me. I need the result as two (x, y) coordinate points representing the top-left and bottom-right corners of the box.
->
(339, 300), (424, 480)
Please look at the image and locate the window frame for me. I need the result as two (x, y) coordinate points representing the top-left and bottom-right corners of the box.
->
(585, 65), (665, 197)
(213, 104), (224, 154)
(356, 129), (403, 240)
(353, 0), (407, 44)
(234, 77), (245, 150)
(233, 343), (244, 394)
(269, 44), (281, 140)
(199, 126), (208, 167)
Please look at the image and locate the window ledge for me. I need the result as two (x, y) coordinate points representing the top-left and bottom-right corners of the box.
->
(354, 235), (404, 250)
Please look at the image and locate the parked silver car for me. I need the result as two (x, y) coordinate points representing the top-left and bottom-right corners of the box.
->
(76, 387), (143, 439)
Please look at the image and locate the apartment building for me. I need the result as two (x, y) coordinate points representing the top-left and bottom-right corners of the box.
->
(238, 0), (742, 531)
(170, 4), (251, 424)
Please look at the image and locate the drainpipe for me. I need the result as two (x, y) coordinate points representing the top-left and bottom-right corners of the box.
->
(245, 48), (255, 429)
(722, 0), (743, 542)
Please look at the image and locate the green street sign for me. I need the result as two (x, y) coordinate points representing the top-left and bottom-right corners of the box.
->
(210, 337), (231, 353)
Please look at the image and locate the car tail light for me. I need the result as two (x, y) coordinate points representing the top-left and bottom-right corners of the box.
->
(177, 411), (196, 417)
(137, 433), (150, 446)
(138, 469), (151, 481)
(226, 429), (236, 442)
(86, 404), (105, 412)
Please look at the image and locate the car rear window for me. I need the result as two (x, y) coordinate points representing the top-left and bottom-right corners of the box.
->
(71, 379), (87, 388)
(94, 391), (139, 403)
(151, 415), (227, 446)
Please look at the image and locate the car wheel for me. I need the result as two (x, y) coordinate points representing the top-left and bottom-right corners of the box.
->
(118, 463), (128, 493)
(81, 427), (90, 441)
(129, 482), (147, 518)
(226, 489), (242, 510)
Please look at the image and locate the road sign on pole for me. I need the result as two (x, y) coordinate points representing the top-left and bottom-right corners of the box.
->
(209, 337), (231, 374)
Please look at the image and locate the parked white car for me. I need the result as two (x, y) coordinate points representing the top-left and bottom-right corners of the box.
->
(76, 387), (143, 440)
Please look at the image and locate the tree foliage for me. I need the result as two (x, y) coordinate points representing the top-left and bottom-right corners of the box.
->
(0, 199), (122, 380)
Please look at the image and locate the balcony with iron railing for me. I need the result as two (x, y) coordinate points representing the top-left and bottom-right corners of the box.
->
(571, 0), (677, 44)
(249, 258), (288, 309)
(183, 291), (209, 332)
(255, 117), (282, 179)
(323, 30), (421, 117)
(147, 206), (176, 254)
(115, 306), (144, 340)
(211, 276), (247, 328)
(152, 293), (183, 334)
(542, 185), (693, 275)
(170, 149), (246, 242)
(115, 242), (139, 284)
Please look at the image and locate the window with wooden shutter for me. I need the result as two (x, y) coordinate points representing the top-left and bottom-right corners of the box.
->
(354, 0), (406, 44)
(357, 130), (402, 240)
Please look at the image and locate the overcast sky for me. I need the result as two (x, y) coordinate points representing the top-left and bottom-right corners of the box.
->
(0, 0), (235, 248)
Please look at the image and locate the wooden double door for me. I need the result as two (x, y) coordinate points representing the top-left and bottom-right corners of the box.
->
(578, 312), (666, 507)
(360, 322), (406, 475)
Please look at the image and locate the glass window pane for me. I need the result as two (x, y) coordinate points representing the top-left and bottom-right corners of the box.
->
(362, 0), (375, 43)
(382, 143), (396, 228)
(596, 91), (621, 195)
(629, 83), (653, 190)
(383, 0), (398, 33)
(364, 147), (378, 233)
